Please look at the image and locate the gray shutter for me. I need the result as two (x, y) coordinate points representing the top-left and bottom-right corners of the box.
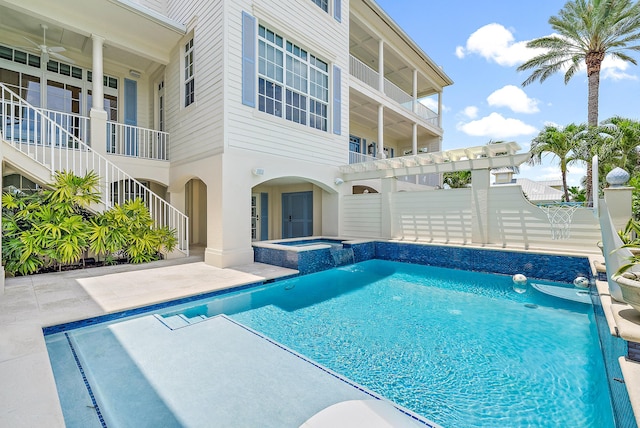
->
(334, 0), (341, 22)
(333, 65), (341, 135)
(242, 11), (256, 107)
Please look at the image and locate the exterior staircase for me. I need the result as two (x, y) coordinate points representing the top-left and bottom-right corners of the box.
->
(0, 83), (189, 256)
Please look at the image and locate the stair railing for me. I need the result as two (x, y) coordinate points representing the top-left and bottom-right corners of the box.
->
(0, 83), (189, 256)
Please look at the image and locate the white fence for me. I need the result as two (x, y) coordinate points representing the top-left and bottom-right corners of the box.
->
(342, 184), (601, 254)
(0, 83), (189, 255)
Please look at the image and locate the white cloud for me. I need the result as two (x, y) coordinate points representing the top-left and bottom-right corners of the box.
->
(455, 23), (537, 66)
(601, 56), (638, 81)
(419, 98), (442, 112)
(457, 112), (538, 139)
(487, 85), (539, 113)
(457, 24), (637, 81)
(463, 106), (479, 119)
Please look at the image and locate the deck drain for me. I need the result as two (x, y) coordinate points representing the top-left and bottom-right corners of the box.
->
(524, 303), (539, 309)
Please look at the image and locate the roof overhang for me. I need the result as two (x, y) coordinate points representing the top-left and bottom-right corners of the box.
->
(0, 0), (185, 65)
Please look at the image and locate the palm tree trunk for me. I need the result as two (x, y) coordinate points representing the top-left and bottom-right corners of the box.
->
(585, 55), (602, 206)
(562, 170), (570, 202)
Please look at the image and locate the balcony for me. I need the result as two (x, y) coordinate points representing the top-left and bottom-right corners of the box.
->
(17, 110), (169, 161)
(349, 55), (439, 127)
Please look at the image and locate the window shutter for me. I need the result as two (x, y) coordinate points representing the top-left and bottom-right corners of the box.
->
(334, 0), (342, 22)
(242, 11), (256, 107)
(333, 65), (341, 135)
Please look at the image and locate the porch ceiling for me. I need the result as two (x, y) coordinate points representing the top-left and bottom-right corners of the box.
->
(0, 0), (185, 71)
(349, 88), (438, 142)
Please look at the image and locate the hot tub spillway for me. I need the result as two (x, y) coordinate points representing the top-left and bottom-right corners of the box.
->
(330, 244), (355, 267)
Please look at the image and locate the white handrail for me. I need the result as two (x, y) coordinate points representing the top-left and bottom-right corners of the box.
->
(107, 121), (169, 161)
(0, 83), (189, 255)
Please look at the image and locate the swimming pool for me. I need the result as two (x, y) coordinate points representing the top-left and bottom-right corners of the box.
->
(46, 259), (615, 427)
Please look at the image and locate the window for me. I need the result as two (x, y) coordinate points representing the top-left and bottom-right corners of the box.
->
(311, 0), (328, 12)
(258, 25), (329, 131)
(184, 38), (195, 107)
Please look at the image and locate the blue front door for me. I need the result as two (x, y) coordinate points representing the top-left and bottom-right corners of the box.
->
(282, 191), (313, 239)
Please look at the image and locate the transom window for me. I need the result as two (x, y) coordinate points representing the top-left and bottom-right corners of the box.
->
(311, 0), (329, 12)
(184, 38), (195, 107)
(258, 25), (329, 132)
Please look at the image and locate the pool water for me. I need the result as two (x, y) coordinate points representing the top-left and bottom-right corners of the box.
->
(48, 259), (614, 427)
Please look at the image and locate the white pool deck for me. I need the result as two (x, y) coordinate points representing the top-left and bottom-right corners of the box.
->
(0, 248), (434, 427)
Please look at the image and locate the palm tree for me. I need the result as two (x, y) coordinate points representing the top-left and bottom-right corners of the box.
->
(601, 116), (640, 173)
(442, 170), (472, 188)
(517, 0), (640, 203)
(529, 123), (584, 202)
(569, 124), (618, 199)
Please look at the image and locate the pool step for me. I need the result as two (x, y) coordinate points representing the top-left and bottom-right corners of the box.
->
(157, 314), (209, 330)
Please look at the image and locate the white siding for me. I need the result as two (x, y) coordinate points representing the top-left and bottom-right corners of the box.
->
(165, 0), (225, 165)
(225, 0), (350, 166)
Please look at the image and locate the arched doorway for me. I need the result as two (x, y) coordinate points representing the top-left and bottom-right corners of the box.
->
(185, 178), (207, 246)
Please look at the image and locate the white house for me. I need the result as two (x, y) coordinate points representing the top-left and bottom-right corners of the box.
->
(0, 0), (452, 275)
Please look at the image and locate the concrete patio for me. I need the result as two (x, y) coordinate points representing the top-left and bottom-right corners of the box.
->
(0, 247), (299, 427)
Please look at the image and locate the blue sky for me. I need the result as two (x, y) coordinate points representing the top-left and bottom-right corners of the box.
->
(374, 0), (640, 186)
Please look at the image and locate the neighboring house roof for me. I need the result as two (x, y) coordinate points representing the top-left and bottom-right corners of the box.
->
(536, 180), (563, 188)
(514, 178), (564, 202)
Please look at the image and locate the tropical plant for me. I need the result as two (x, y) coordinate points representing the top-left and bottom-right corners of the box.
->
(442, 170), (472, 189)
(568, 124), (618, 200)
(567, 186), (586, 202)
(529, 123), (584, 201)
(600, 116), (640, 174)
(89, 198), (177, 264)
(517, 0), (640, 203)
(2, 171), (177, 275)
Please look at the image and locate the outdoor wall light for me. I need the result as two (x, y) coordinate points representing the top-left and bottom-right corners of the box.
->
(334, 178), (344, 185)
(129, 69), (141, 78)
(252, 168), (265, 176)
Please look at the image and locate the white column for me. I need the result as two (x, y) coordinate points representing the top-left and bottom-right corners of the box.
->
(412, 69), (418, 113)
(412, 123), (418, 155)
(471, 169), (491, 245)
(378, 39), (384, 93)
(438, 92), (443, 128)
(377, 104), (384, 158)
(90, 34), (108, 156)
(91, 35), (105, 112)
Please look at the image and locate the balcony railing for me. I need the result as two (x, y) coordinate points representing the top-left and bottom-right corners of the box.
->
(42, 109), (90, 144)
(19, 109), (170, 161)
(349, 54), (440, 125)
(349, 151), (377, 164)
(349, 55), (379, 89)
(107, 122), (169, 161)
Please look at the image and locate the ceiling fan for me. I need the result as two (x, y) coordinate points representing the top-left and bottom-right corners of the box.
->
(22, 24), (75, 64)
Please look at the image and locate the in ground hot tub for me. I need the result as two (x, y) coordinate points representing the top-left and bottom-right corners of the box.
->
(252, 237), (375, 274)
